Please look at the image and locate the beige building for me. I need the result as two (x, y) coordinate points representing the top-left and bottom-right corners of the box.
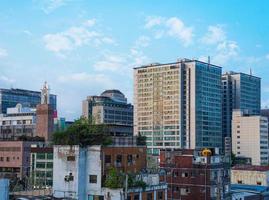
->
(134, 59), (222, 155)
(231, 165), (269, 186)
(232, 110), (269, 165)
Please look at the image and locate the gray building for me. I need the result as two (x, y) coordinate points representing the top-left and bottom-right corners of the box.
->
(0, 104), (36, 140)
(134, 59), (222, 155)
(222, 72), (261, 139)
(0, 88), (57, 114)
(82, 90), (133, 134)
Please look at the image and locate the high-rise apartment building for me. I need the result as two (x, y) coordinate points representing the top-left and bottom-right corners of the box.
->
(232, 110), (268, 165)
(82, 90), (133, 126)
(0, 88), (57, 114)
(134, 59), (222, 154)
(222, 72), (261, 139)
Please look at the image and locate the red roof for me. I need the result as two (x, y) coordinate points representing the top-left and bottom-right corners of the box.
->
(232, 165), (269, 172)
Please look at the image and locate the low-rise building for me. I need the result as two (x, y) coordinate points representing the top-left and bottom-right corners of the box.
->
(231, 165), (269, 186)
(0, 141), (37, 179)
(53, 145), (167, 200)
(232, 110), (269, 165)
(30, 146), (53, 188)
(159, 148), (231, 200)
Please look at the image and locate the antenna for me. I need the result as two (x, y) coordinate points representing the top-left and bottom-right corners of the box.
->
(250, 68), (252, 76)
(208, 56), (210, 64)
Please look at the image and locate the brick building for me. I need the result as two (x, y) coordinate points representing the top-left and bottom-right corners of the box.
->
(0, 141), (37, 179)
(160, 149), (230, 200)
(36, 82), (54, 141)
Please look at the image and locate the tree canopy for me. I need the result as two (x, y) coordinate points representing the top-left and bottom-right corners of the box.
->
(52, 117), (112, 147)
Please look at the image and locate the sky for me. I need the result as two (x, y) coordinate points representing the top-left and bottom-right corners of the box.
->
(1, 0), (269, 120)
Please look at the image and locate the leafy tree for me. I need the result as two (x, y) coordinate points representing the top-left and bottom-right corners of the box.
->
(136, 133), (146, 146)
(104, 167), (124, 189)
(52, 117), (112, 147)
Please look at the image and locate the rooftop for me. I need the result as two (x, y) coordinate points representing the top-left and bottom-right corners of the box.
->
(134, 58), (222, 70)
(232, 165), (269, 172)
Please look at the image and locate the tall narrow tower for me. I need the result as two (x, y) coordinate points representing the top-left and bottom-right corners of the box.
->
(36, 82), (54, 141)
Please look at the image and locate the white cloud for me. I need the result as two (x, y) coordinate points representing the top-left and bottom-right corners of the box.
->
(134, 36), (150, 48)
(165, 17), (193, 46)
(43, 19), (115, 55)
(43, 33), (73, 52)
(144, 16), (193, 46)
(201, 25), (226, 45)
(266, 54), (269, 60)
(94, 54), (126, 72)
(145, 16), (164, 29)
(58, 72), (114, 87)
(0, 48), (8, 58)
(212, 40), (239, 65)
(40, 0), (66, 14)
(83, 19), (96, 27)
(0, 75), (15, 84)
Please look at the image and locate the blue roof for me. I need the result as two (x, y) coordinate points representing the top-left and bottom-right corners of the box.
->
(231, 184), (269, 193)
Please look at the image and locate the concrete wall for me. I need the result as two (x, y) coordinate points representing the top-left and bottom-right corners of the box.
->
(53, 145), (80, 199)
(231, 170), (269, 186)
(0, 179), (9, 200)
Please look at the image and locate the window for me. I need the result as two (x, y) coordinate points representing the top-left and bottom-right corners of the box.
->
(134, 194), (139, 200)
(36, 162), (46, 168)
(89, 175), (97, 183)
(67, 155), (75, 161)
(182, 172), (189, 177)
(157, 191), (163, 200)
(37, 153), (46, 159)
(6, 157), (10, 162)
(116, 155), (122, 166)
(47, 153), (53, 160)
(147, 193), (153, 200)
(105, 155), (111, 163)
(0, 157), (3, 161)
(257, 181), (262, 185)
(46, 162), (53, 168)
(127, 155), (133, 164)
(237, 180), (242, 184)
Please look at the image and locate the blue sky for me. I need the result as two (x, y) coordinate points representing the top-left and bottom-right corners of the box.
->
(1, 0), (269, 120)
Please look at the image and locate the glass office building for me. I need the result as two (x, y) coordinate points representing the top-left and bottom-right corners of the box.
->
(0, 88), (57, 114)
(82, 90), (133, 126)
(134, 59), (222, 155)
(222, 72), (261, 138)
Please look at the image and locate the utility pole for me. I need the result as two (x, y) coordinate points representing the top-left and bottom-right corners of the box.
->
(124, 174), (128, 200)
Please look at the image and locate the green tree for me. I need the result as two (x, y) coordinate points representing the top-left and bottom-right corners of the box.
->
(104, 167), (124, 188)
(52, 117), (112, 147)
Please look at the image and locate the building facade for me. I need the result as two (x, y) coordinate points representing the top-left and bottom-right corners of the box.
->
(30, 146), (53, 188)
(231, 165), (269, 186)
(232, 110), (268, 165)
(0, 88), (57, 114)
(222, 72), (261, 139)
(53, 145), (167, 200)
(134, 59), (222, 155)
(0, 141), (36, 179)
(159, 148), (230, 200)
(82, 90), (133, 126)
(36, 82), (54, 141)
(0, 104), (36, 140)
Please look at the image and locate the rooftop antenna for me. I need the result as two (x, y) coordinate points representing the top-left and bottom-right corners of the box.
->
(208, 56), (210, 64)
(250, 67), (252, 76)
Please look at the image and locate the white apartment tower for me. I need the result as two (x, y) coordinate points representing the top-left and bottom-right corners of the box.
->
(134, 59), (222, 155)
(232, 110), (269, 165)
